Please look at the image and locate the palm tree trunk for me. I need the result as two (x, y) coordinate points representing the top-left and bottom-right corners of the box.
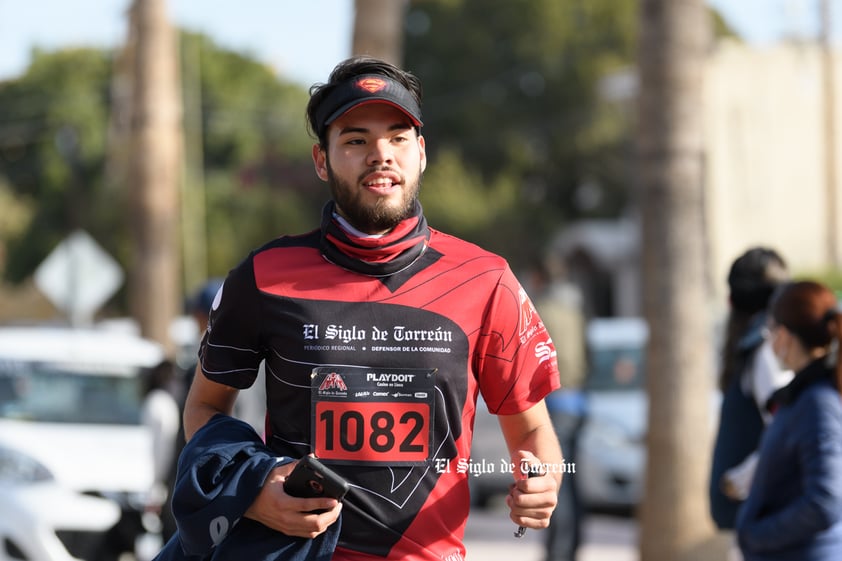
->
(637, 1), (716, 559)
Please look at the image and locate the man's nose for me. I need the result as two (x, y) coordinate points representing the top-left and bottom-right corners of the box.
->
(367, 139), (394, 166)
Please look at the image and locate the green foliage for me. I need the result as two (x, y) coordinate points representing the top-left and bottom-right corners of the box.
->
(0, 3), (740, 295)
(203, 170), (322, 273)
(181, 33), (312, 166)
(793, 268), (842, 296)
(404, 0), (639, 268)
(421, 147), (516, 233)
(0, 33), (321, 298)
(0, 48), (115, 280)
(404, 0), (734, 269)
(0, 178), (33, 241)
(178, 32), (324, 276)
(711, 9), (740, 41)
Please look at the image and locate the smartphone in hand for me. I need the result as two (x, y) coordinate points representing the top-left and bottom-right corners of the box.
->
(283, 455), (349, 507)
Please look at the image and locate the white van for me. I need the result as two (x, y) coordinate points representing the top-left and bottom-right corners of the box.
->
(0, 326), (164, 561)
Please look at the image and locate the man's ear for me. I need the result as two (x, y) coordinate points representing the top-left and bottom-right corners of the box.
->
(312, 144), (328, 181)
(418, 134), (427, 174)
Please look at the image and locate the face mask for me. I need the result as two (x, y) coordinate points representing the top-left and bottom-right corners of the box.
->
(771, 346), (788, 371)
(760, 334), (788, 372)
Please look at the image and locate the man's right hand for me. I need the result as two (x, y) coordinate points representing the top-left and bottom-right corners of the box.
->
(244, 462), (343, 538)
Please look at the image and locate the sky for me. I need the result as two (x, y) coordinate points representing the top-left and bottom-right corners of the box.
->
(0, 0), (355, 88)
(0, 0), (834, 88)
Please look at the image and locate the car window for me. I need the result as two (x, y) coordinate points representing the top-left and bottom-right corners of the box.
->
(0, 361), (143, 424)
(586, 346), (645, 391)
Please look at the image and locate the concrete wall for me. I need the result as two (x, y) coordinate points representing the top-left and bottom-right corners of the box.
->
(556, 40), (842, 320)
(704, 40), (842, 312)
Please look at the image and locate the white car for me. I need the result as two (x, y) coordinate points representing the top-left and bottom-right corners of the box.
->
(576, 317), (648, 511)
(470, 317), (720, 513)
(468, 317), (649, 511)
(0, 326), (164, 561)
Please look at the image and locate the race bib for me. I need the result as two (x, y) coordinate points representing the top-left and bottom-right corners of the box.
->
(310, 366), (436, 465)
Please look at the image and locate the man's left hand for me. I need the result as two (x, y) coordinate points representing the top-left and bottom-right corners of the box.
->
(506, 450), (559, 530)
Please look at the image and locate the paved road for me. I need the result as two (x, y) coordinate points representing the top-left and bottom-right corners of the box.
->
(464, 506), (638, 561)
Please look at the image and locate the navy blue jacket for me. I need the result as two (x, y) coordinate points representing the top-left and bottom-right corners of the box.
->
(737, 359), (842, 560)
(709, 314), (766, 529)
(153, 414), (341, 561)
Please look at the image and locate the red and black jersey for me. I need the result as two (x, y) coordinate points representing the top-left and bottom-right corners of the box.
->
(199, 203), (560, 561)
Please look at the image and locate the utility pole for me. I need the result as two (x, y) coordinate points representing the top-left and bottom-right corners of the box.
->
(821, 0), (839, 267)
(181, 36), (208, 295)
(352, 0), (409, 65)
(125, 0), (183, 354)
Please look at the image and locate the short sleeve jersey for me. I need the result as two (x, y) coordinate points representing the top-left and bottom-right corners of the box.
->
(199, 226), (560, 561)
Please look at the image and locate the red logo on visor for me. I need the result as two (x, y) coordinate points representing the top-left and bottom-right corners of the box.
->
(356, 78), (387, 93)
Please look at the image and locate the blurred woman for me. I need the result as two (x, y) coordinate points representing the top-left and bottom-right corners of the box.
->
(737, 281), (842, 561)
(710, 247), (791, 531)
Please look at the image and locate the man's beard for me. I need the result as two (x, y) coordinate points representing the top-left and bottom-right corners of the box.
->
(326, 161), (422, 233)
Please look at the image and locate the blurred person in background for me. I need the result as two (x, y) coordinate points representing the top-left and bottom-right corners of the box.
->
(141, 358), (181, 541)
(186, 277), (266, 434)
(161, 279), (224, 535)
(709, 247), (791, 560)
(178, 278), (225, 406)
(528, 261), (588, 561)
(189, 279), (224, 339)
(94, 359), (181, 558)
(737, 280), (842, 560)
